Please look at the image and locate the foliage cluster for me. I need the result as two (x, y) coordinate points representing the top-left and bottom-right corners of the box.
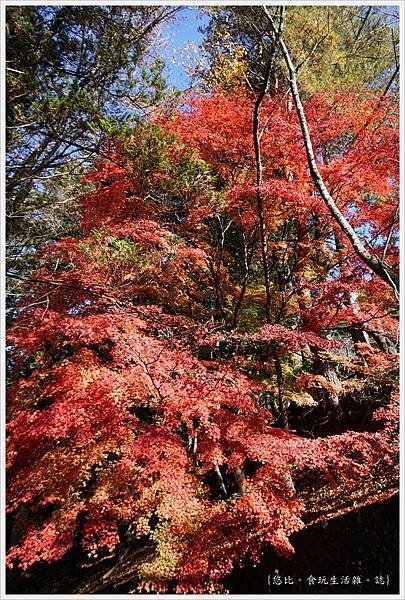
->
(6, 5), (399, 594)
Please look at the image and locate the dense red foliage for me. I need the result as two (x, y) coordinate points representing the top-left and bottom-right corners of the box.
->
(7, 90), (398, 592)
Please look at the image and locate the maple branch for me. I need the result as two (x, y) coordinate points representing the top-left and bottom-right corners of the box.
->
(262, 7), (399, 296)
(214, 463), (228, 497)
(382, 204), (399, 262)
(322, 307), (398, 332)
(6, 272), (127, 312)
(133, 347), (166, 403)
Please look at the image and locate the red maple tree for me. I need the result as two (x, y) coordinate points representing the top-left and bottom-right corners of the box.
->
(7, 90), (399, 593)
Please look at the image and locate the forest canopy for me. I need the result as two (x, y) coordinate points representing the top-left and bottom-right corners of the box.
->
(5, 4), (399, 595)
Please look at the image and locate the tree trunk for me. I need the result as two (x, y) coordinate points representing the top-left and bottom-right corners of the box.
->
(263, 6), (399, 296)
(272, 341), (289, 428)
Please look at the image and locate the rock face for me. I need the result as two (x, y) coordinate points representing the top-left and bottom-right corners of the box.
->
(226, 495), (400, 595)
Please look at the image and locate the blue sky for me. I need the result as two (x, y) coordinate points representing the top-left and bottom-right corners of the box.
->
(160, 7), (209, 90)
